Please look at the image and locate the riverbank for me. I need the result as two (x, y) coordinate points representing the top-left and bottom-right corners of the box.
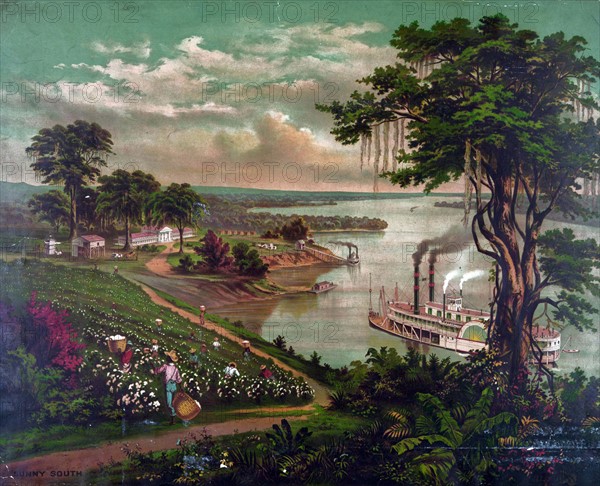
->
(135, 244), (337, 310)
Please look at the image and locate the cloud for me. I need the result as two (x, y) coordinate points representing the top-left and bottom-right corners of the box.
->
(4, 21), (409, 191)
(92, 40), (151, 59)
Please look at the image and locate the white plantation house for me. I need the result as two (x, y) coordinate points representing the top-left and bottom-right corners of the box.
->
(117, 226), (195, 247)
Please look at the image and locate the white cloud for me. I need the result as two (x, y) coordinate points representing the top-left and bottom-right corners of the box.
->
(92, 40), (151, 59)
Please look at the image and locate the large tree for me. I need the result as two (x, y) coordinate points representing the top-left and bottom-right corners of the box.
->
(26, 121), (114, 239)
(96, 169), (161, 250)
(318, 15), (600, 387)
(145, 183), (206, 254)
(28, 190), (70, 234)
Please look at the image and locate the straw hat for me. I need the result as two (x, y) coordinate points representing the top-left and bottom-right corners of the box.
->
(242, 340), (250, 345)
(165, 350), (179, 362)
(214, 337), (219, 341)
(260, 365), (267, 370)
(152, 339), (158, 344)
(155, 318), (163, 324)
(190, 348), (197, 353)
(228, 362), (236, 367)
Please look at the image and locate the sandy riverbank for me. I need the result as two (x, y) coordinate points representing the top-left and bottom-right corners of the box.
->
(135, 245), (337, 310)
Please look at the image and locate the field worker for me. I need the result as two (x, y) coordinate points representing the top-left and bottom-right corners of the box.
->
(259, 364), (274, 380)
(120, 341), (134, 372)
(189, 348), (199, 367)
(151, 350), (183, 425)
(224, 362), (240, 378)
(242, 340), (251, 361)
(212, 337), (221, 351)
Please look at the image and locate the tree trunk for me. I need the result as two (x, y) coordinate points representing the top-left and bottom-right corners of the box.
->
(123, 216), (132, 251)
(484, 164), (532, 389)
(178, 227), (184, 254)
(68, 187), (78, 239)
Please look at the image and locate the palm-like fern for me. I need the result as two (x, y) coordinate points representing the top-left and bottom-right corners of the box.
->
(392, 388), (517, 484)
(265, 418), (313, 456)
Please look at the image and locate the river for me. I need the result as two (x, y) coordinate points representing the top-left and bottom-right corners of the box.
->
(215, 196), (599, 375)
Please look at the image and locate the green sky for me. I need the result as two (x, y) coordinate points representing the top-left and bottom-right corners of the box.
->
(1, 0), (598, 191)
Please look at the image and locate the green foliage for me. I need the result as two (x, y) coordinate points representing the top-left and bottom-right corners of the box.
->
(232, 242), (269, 277)
(178, 254), (195, 273)
(26, 120), (114, 238)
(392, 388), (517, 484)
(265, 419), (313, 456)
(8, 347), (63, 413)
(538, 228), (600, 331)
(28, 190), (69, 233)
(309, 351), (322, 366)
(146, 183), (206, 253)
(272, 335), (287, 351)
(97, 169), (160, 249)
(557, 367), (600, 424)
(279, 216), (309, 241)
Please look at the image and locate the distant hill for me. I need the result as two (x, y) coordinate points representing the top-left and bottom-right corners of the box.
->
(0, 181), (463, 204)
(0, 182), (60, 203)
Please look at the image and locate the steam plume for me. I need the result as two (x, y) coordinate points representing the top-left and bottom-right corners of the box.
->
(443, 269), (461, 294)
(459, 270), (485, 289)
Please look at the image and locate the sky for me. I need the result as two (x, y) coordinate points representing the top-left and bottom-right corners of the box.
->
(1, 0), (599, 192)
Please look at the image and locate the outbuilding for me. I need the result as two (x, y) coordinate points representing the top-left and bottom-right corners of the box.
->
(71, 235), (105, 258)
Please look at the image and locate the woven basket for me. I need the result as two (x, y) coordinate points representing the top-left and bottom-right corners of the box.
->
(108, 337), (126, 353)
(173, 391), (201, 421)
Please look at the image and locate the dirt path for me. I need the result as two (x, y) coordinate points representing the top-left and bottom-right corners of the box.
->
(1, 246), (331, 482)
(2, 415), (310, 485)
(145, 241), (177, 276)
(139, 284), (330, 406)
(142, 244), (329, 403)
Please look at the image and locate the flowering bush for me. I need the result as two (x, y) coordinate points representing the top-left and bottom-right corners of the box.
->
(26, 291), (86, 372)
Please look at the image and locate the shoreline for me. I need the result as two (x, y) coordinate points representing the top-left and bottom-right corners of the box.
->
(138, 246), (337, 311)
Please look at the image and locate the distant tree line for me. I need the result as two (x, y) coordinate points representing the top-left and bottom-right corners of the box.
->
(203, 195), (388, 233)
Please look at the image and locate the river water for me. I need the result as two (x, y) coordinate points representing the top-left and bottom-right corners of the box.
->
(215, 196), (599, 375)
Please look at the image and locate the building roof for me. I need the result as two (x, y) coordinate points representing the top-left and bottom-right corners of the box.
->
(131, 232), (157, 239)
(79, 235), (105, 243)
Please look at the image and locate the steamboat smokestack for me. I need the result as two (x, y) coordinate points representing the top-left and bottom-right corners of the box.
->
(414, 265), (420, 315)
(442, 292), (446, 322)
(429, 263), (435, 302)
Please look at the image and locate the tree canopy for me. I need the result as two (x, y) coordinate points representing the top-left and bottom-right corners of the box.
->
(145, 183), (206, 254)
(26, 120), (114, 238)
(318, 14), (600, 387)
(96, 169), (160, 250)
(28, 190), (70, 234)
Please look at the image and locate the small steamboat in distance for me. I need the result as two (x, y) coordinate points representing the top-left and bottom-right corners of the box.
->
(310, 281), (337, 294)
(368, 262), (561, 364)
(347, 248), (360, 265)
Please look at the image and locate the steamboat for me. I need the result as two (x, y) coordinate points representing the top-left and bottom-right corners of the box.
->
(368, 263), (561, 364)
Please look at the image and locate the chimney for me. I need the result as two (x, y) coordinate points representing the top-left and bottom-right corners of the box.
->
(413, 265), (420, 315)
(429, 263), (435, 302)
(442, 293), (446, 322)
